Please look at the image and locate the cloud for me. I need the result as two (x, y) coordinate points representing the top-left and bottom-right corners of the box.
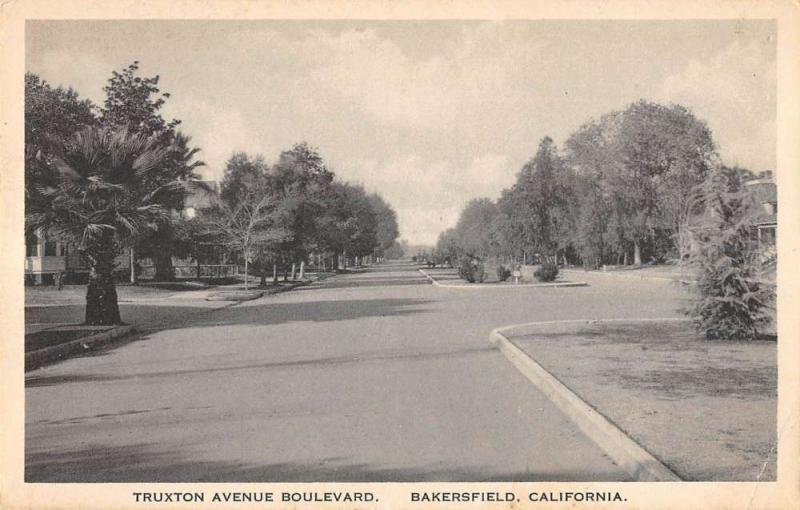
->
(658, 39), (776, 171)
(28, 49), (111, 104)
(25, 21), (776, 244)
(299, 24), (545, 132)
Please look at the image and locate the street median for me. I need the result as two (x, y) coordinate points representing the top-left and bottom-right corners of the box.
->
(419, 268), (588, 289)
(490, 318), (777, 481)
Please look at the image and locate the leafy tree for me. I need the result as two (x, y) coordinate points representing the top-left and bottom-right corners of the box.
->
(317, 182), (378, 268)
(384, 239), (408, 260)
(269, 143), (335, 272)
(100, 61), (180, 138)
(616, 101), (715, 261)
(435, 228), (460, 266)
(491, 188), (526, 263)
(202, 173), (291, 290)
(25, 73), (96, 150)
(368, 193), (400, 260)
(271, 141), (334, 191)
(100, 62), (203, 280)
(684, 169), (772, 339)
(565, 101), (716, 265)
(452, 198), (498, 261)
(26, 126), (175, 324)
(25, 73), (97, 209)
(220, 152), (270, 205)
(218, 153), (284, 286)
(573, 177), (610, 269)
(136, 133), (206, 280)
(509, 137), (573, 263)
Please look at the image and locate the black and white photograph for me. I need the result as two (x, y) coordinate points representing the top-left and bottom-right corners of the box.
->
(2, 1), (799, 509)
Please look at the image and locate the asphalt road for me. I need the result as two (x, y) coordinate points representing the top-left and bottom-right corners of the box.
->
(25, 260), (688, 482)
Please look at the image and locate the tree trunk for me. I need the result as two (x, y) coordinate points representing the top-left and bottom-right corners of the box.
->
(291, 262), (297, 280)
(273, 263), (278, 284)
(260, 272), (267, 287)
(299, 261), (305, 280)
(633, 241), (642, 265)
(130, 246), (137, 285)
(196, 256), (201, 280)
(244, 257), (249, 290)
(84, 243), (122, 326)
(153, 250), (175, 281)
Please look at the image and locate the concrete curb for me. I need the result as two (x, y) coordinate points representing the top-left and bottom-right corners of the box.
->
(561, 268), (694, 284)
(25, 324), (135, 371)
(206, 290), (264, 301)
(418, 268), (588, 289)
(489, 318), (686, 482)
(205, 280), (312, 302)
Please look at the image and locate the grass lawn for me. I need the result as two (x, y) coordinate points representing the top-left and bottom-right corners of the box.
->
(25, 279), (234, 305)
(25, 284), (179, 305)
(506, 319), (777, 481)
(25, 326), (117, 352)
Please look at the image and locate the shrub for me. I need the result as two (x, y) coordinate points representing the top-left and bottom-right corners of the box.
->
(497, 264), (511, 282)
(684, 172), (773, 340)
(534, 262), (559, 282)
(458, 257), (487, 283)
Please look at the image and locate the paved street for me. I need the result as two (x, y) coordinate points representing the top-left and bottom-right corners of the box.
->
(26, 260), (688, 482)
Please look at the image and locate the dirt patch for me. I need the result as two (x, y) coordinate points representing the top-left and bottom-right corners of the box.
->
(613, 365), (777, 400)
(507, 320), (777, 481)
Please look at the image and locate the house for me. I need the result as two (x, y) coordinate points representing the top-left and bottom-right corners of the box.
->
(25, 230), (130, 285)
(137, 180), (234, 279)
(182, 180), (219, 219)
(25, 180), (221, 285)
(745, 170), (777, 250)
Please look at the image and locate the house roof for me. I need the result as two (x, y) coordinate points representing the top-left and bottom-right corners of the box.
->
(755, 214), (777, 227)
(185, 180), (219, 210)
(744, 179), (776, 205)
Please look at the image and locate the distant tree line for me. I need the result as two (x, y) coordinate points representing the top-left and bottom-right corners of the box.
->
(204, 144), (402, 289)
(24, 62), (401, 324)
(436, 100), (762, 270)
(434, 99), (774, 339)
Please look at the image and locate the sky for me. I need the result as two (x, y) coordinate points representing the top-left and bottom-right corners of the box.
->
(26, 20), (776, 245)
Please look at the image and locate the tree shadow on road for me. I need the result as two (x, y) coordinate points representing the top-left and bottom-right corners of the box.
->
(25, 442), (630, 482)
(26, 344), (494, 387)
(189, 298), (433, 328)
(297, 279), (429, 289)
(24, 298), (435, 373)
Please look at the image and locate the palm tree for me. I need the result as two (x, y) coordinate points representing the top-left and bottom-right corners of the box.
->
(134, 131), (206, 282)
(26, 126), (176, 325)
